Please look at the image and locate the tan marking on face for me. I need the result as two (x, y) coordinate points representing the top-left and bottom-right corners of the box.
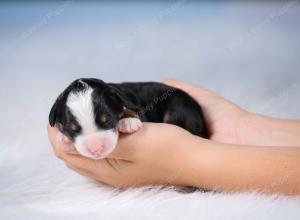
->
(100, 114), (108, 123)
(70, 122), (78, 131)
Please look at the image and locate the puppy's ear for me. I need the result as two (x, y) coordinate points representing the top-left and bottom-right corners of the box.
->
(49, 90), (67, 127)
(108, 86), (140, 117)
(120, 107), (139, 118)
(49, 102), (57, 127)
(49, 80), (76, 127)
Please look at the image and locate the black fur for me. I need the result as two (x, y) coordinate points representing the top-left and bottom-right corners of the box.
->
(49, 78), (208, 139)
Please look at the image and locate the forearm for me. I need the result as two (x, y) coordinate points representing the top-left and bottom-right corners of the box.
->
(239, 113), (300, 146)
(186, 137), (300, 195)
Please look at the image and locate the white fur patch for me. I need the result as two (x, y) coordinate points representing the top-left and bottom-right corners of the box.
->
(66, 87), (97, 134)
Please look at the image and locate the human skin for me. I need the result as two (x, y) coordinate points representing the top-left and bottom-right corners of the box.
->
(47, 79), (300, 195)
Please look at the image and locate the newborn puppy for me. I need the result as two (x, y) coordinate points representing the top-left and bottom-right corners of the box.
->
(49, 78), (208, 159)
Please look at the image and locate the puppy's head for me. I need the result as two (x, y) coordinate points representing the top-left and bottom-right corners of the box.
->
(49, 78), (137, 159)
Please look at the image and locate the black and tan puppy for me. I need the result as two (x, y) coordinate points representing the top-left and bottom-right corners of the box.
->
(49, 78), (208, 159)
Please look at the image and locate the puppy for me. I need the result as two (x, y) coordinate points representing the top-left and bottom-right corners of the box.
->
(49, 78), (208, 159)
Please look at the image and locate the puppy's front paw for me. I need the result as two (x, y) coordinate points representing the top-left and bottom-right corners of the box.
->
(118, 117), (143, 133)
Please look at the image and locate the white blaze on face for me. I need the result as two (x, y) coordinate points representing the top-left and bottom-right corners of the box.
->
(67, 87), (96, 133)
(66, 85), (118, 159)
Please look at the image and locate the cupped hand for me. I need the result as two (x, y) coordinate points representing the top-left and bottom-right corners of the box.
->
(47, 79), (252, 188)
(164, 79), (249, 145)
(47, 123), (201, 188)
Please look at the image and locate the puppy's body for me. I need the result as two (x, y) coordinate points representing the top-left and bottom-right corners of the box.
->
(49, 78), (208, 159)
(111, 82), (208, 137)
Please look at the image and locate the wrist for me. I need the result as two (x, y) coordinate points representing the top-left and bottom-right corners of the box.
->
(181, 135), (212, 188)
(238, 113), (300, 146)
(236, 112), (260, 146)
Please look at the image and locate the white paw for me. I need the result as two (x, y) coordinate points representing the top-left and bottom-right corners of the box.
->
(117, 117), (143, 133)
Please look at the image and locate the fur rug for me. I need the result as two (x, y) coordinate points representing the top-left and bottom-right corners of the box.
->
(1, 153), (300, 220)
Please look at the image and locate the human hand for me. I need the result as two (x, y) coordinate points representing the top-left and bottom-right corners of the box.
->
(164, 79), (250, 145)
(47, 79), (300, 192)
(47, 123), (203, 188)
(47, 78), (252, 188)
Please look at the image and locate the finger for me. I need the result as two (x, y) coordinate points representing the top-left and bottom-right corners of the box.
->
(47, 124), (78, 156)
(47, 124), (58, 147)
(163, 78), (200, 93)
(106, 145), (133, 161)
(65, 162), (112, 186)
(163, 78), (213, 97)
(63, 154), (97, 170)
(100, 130), (138, 160)
(62, 135), (72, 144)
(64, 154), (126, 186)
(56, 131), (77, 152)
(65, 151), (132, 181)
(65, 161), (94, 177)
(62, 153), (115, 175)
(47, 124), (67, 159)
(107, 131), (144, 160)
(163, 79), (223, 110)
(108, 123), (158, 161)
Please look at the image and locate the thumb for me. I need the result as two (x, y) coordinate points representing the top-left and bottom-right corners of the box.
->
(163, 78), (196, 92)
(56, 131), (77, 153)
(106, 133), (137, 160)
(163, 78), (215, 104)
(107, 125), (152, 160)
(47, 124), (77, 155)
(163, 78), (211, 96)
